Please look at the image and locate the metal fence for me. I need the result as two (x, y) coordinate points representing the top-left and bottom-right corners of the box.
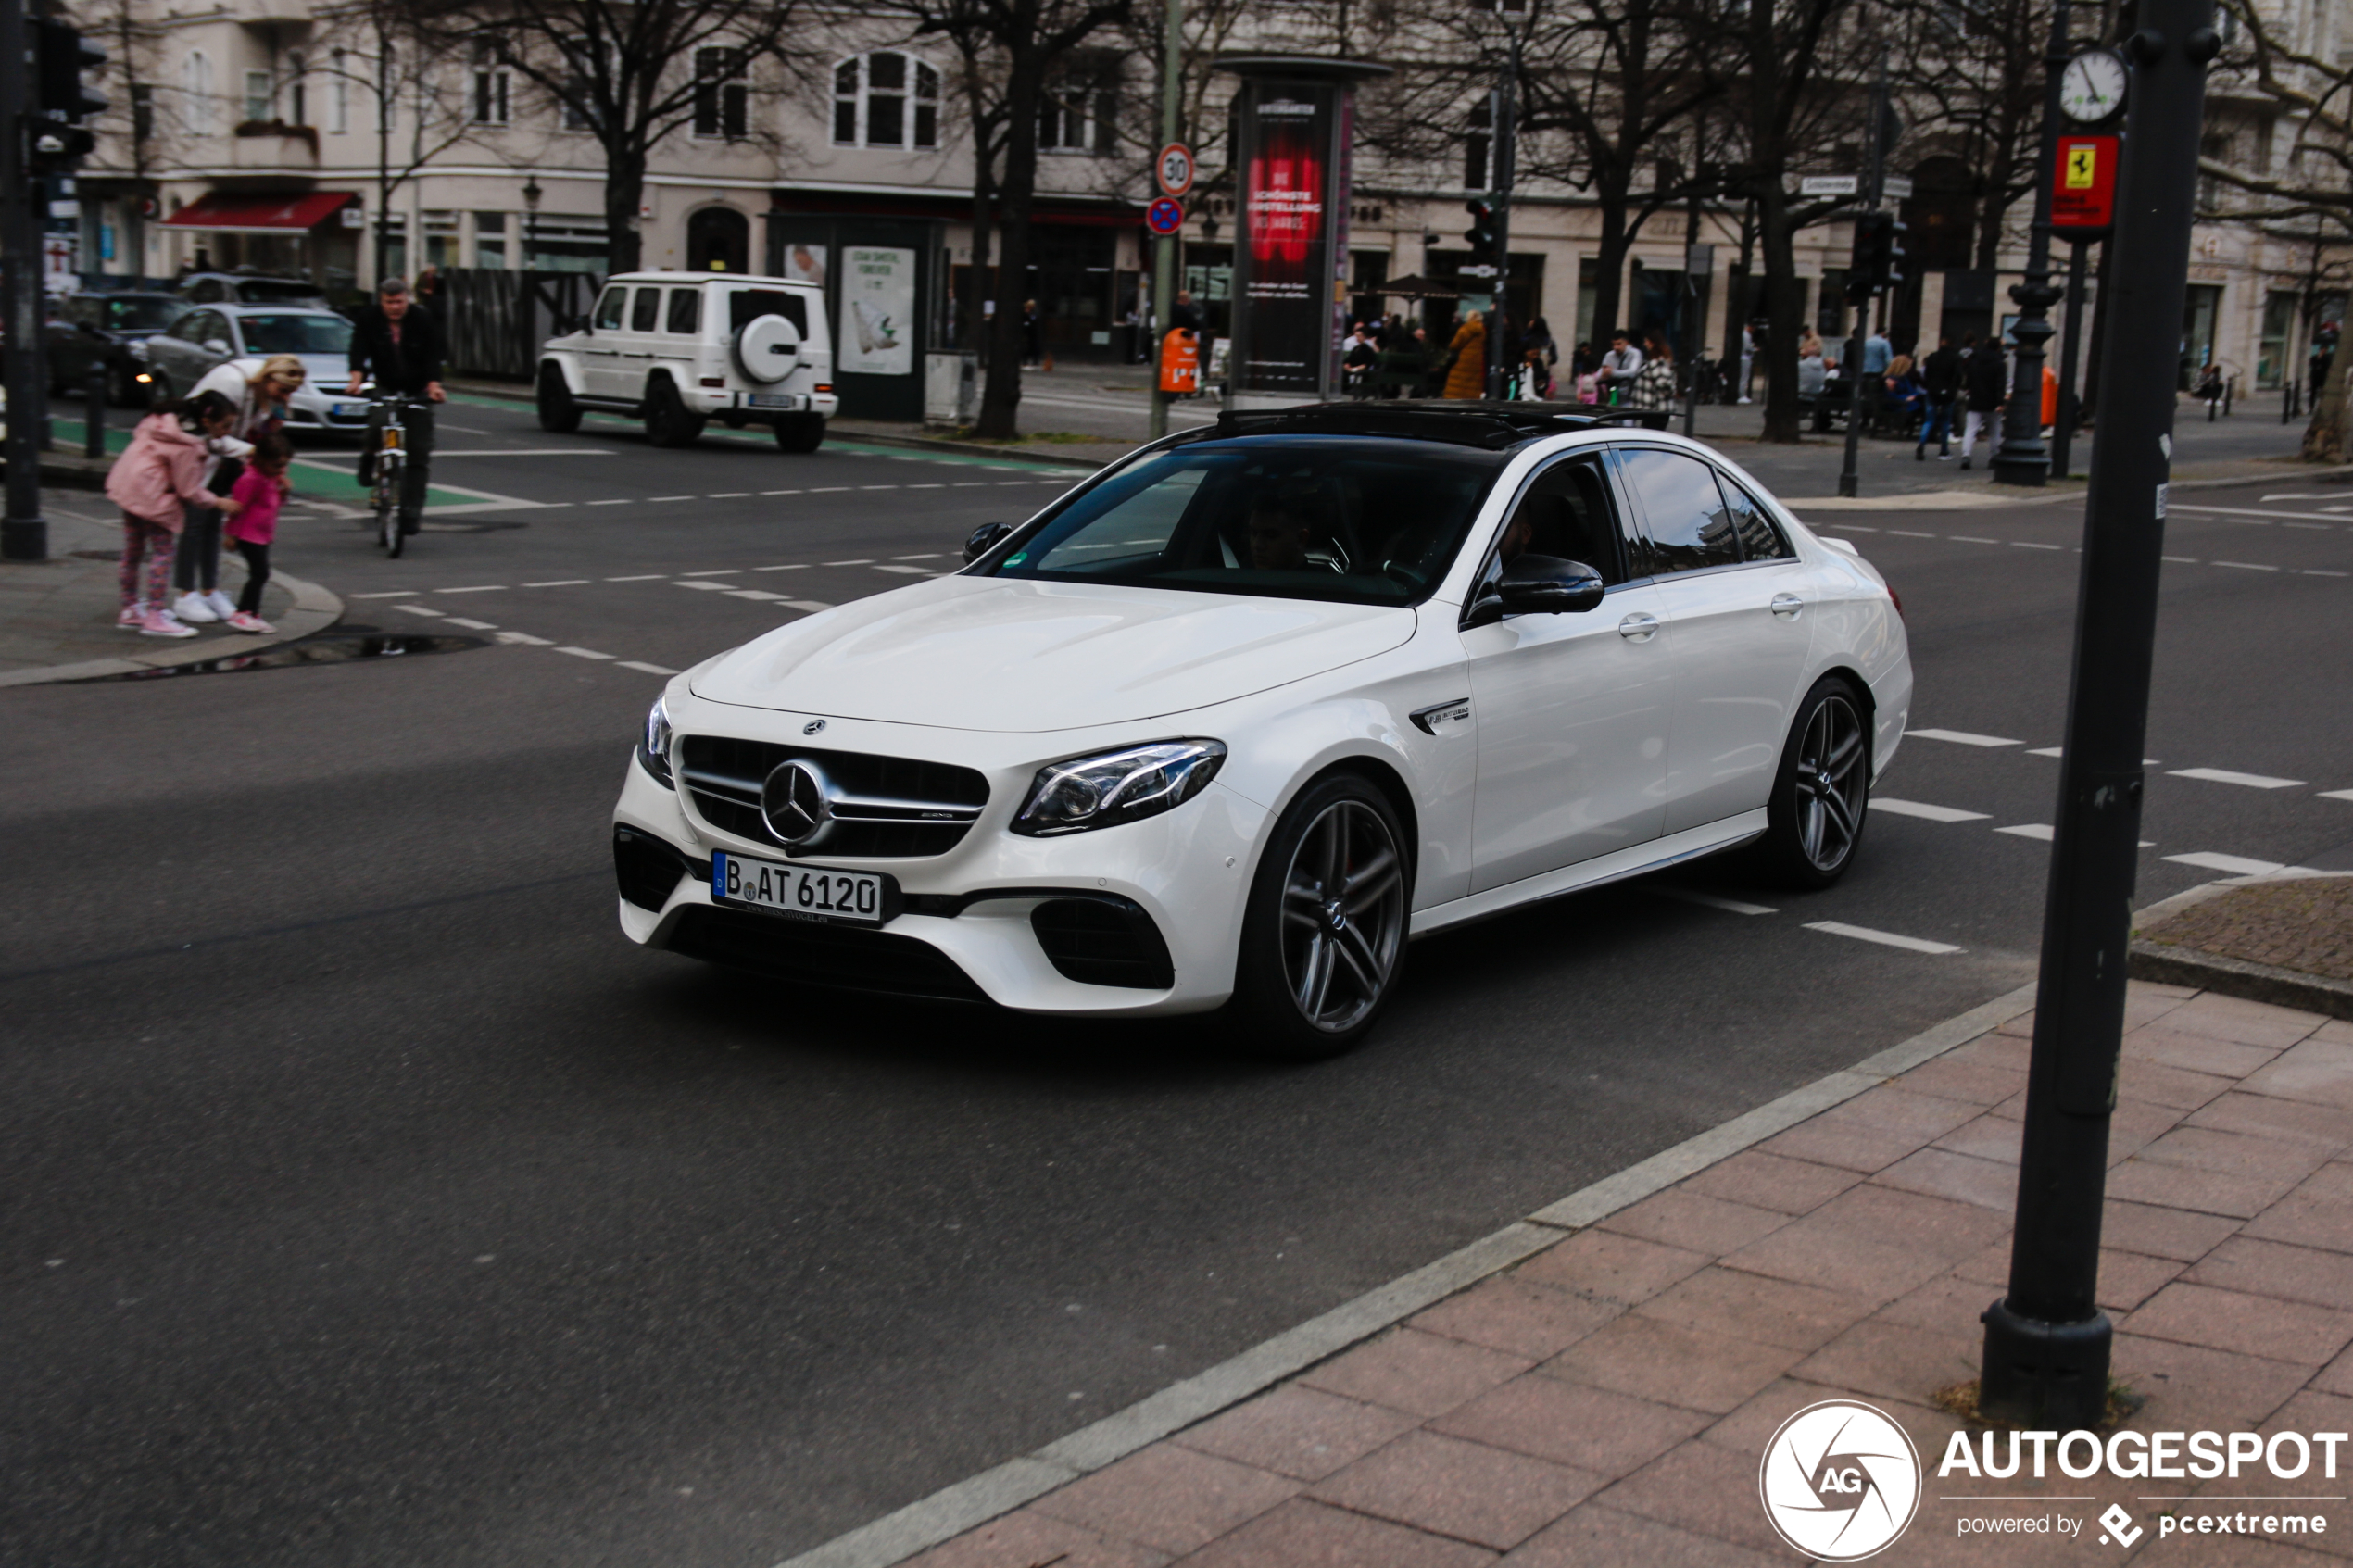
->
(438, 269), (602, 380)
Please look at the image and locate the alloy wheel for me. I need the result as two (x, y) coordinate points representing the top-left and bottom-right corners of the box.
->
(1278, 799), (1406, 1034)
(1793, 694), (1866, 872)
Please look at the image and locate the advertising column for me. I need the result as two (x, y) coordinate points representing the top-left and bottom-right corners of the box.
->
(1219, 58), (1388, 408)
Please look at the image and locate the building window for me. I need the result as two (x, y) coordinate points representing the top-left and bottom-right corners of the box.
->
(472, 47), (510, 124)
(475, 210), (508, 268)
(182, 50), (215, 133)
(423, 209), (459, 269)
(245, 69), (273, 122)
(562, 46), (603, 132)
(131, 82), (156, 141)
(833, 52), (937, 149)
(1038, 66), (1116, 155)
(329, 49), (348, 132)
(693, 47), (747, 139)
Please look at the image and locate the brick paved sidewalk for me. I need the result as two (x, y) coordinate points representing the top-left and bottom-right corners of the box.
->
(897, 984), (2353, 1567)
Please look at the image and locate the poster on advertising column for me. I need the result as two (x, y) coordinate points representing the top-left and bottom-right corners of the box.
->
(1233, 80), (1338, 398)
(840, 246), (914, 375)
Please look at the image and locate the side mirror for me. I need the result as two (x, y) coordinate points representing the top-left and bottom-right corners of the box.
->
(1496, 555), (1608, 616)
(204, 339), (231, 356)
(963, 522), (1013, 564)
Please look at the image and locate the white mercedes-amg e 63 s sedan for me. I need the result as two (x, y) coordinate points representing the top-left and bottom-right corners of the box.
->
(611, 403), (1911, 1057)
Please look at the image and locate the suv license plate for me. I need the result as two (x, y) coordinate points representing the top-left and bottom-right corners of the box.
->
(332, 402), (367, 416)
(711, 851), (889, 927)
(747, 394), (801, 409)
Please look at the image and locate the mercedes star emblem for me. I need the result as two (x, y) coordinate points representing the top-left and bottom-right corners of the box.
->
(761, 759), (832, 845)
(803, 719), (826, 734)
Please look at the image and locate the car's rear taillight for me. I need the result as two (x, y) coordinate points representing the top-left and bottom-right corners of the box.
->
(700, 376), (725, 387)
(1887, 583), (1905, 621)
(814, 383), (834, 393)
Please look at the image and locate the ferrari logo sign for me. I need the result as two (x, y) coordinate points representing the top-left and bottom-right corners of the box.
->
(2052, 133), (2120, 231)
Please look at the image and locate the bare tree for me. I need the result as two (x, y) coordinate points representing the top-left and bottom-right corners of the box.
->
(886, 0), (1134, 439)
(422, 0), (803, 275)
(82, 0), (168, 276)
(1885, 0), (2051, 270)
(313, 2), (480, 280)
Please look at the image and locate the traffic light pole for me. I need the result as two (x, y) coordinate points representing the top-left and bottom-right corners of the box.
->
(1835, 57), (1889, 499)
(1992, 0), (2073, 486)
(1977, 0), (2218, 1429)
(3, 0), (53, 561)
(1487, 29), (1518, 398)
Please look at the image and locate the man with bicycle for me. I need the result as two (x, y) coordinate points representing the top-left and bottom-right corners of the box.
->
(346, 277), (446, 537)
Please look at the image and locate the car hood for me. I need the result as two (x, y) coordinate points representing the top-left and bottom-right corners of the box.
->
(690, 576), (1417, 732)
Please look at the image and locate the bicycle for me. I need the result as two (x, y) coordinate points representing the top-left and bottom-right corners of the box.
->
(363, 388), (425, 558)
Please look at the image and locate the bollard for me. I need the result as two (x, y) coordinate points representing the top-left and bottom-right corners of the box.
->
(2223, 376), (2233, 417)
(2284, 380), (2296, 423)
(84, 362), (106, 458)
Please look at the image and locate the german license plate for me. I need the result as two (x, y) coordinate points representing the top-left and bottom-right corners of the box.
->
(747, 393), (800, 408)
(711, 850), (888, 926)
(332, 402), (367, 416)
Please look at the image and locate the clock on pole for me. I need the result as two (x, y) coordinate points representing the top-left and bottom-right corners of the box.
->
(2059, 49), (2128, 125)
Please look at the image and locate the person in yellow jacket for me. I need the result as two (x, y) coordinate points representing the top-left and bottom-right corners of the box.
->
(1442, 314), (1488, 399)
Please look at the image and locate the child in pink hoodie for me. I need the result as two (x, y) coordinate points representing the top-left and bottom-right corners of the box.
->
(221, 431), (292, 633)
(104, 395), (246, 638)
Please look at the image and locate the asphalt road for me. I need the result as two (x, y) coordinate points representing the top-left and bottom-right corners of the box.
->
(5, 398), (2349, 1567)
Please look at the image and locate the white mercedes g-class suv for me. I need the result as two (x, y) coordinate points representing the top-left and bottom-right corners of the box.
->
(535, 270), (840, 451)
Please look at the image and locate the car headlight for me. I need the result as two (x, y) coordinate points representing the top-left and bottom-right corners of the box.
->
(1012, 739), (1227, 836)
(637, 696), (675, 787)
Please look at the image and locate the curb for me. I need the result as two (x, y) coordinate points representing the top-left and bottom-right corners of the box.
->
(2127, 871), (2353, 1022)
(0, 570), (345, 688)
(769, 978), (2043, 1568)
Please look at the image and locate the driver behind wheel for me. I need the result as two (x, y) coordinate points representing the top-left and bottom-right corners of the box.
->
(1244, 492), (1318, 571)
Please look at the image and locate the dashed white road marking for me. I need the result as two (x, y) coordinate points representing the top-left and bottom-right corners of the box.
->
(435, 584), (505, 594)
(726, 589), (790, 601)
(2162, 555), (2199, 563)
(494, 631), (551, 646)
(680, 568), (741, 576)
(2213, 561), (2279, 572)
(348, 590), (414, 599)
(619, 660), (679, 675)
(810, 486), (852, 493)
(1649, 888), (1779, 916)
(2169, 767), (2306, 790)
(1875, 798), (1992, 822)
(1907, 729), (2021, 747)
(1888, 529), (1938, 538)
(391, 604), (444, 616)
(2306, 569), (2350, 577)
(648, 495), (695, 502)
(2027, 747), (2063, 758)
(824, 558), (875, 566)
(874, 564), (942, 575)
(2173, 504), (2351, 521)
(761, 489), (802, 496)
(2321, 789), (2353, 803)
(1950, 535), (2000, 545)
(754, 563), (809, 571)
(894, 553), (947, 560)
(1995, 823), (2055, 841)
(2165, 851), (2320, 876)
(673, 580), (733, 591)
(587, 498), (631, 506)
(606, 574), (666, 581)
(444, 617), (498, 631)
(2011, 541), (2062, 550)
(1805, 922), (1964, 955)
(781, 599), (834, 612)
(554, 646), (613, 660)
(708, 492), (749, 499)
(524, 579), (590, 587)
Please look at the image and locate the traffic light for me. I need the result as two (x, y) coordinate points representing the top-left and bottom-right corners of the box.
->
(1844, 211), (1908, 303)
(36, 20), (108, 123)
(28, 124), (98, 174)
(1464, 200), (1498, 258)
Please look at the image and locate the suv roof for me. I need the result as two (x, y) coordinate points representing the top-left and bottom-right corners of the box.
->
(1189, 401), (1675, 451)
(604, 270), (816, 288)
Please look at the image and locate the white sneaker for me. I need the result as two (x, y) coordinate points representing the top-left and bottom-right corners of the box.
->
(203, 589), (237, 621)
(173, 592), (219, 624)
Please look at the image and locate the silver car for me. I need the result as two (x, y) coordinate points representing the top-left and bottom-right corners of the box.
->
(142, 304), (373, 434)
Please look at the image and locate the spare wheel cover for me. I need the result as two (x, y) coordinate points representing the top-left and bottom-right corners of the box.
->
(733, 314), (801, 384)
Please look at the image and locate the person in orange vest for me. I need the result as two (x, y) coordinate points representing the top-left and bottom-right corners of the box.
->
(2042, 363), (2059, 433)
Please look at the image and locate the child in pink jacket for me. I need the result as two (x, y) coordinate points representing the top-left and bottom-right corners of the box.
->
(221, 431), (292, 633)
(104, 395), (246, 638)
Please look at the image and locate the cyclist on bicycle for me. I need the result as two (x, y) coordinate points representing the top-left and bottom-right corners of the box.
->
(346, 276), (446, 539)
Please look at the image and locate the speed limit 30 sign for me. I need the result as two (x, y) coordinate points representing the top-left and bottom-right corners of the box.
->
(1155, 144), (1195, 199)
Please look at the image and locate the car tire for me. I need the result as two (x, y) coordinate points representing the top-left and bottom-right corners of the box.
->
(1227, 771), (1413, 1060)
(536, 364), (584, 433)
(1755, 674), (1872, 889)
(643, 378), (704, 447)
(773, 414), (824, 453)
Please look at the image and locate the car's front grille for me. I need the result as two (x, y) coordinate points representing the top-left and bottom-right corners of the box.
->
(678, 735), (990, 859)
(665, 907), (988, 1002)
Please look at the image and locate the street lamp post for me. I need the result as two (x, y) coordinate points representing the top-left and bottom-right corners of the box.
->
(1977, 0), (2221, 1429)
(1990, 0), (2073, 486)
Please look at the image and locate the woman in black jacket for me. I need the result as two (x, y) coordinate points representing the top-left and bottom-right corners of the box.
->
(1957, 333), (2007, 470)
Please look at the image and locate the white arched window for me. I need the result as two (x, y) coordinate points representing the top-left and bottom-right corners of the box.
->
(182, 49), (216, 133)
(832, 52), (937, 149)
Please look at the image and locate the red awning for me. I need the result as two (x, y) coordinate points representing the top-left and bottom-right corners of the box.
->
(162, 192), (357, 234)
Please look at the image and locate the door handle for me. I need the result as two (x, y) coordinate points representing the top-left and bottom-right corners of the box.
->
(1769, 593), (1805, 620)
(1617, 612), (1660, 642)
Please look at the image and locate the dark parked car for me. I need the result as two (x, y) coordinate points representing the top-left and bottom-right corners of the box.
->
(48, 292), (183, 405)
(178, 273), (332, 308)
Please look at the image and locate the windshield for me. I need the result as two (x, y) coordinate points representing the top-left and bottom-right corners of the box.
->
(239, 313), (353, 356)
(105, 298), (182, 332)
(981, 437), (1508, 606)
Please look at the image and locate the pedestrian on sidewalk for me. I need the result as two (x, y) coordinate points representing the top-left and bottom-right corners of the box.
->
(222, 431), (293, 634)
(1918, 333), (1961, 459)
(1625, 332), (1677, 411)
(179, 355), (301, 625)
(1441, 312), (1488, 399)
(1957, 332), (2007, 470)
(104, 395), (247, 639)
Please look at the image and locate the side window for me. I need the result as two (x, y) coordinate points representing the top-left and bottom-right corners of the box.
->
(592, 286), (627, 330)
(665, 287), (701, 335)
(728, 288), (810, 337)
(166, 311), (200, 340)
(630, 287), (661, 332)
(1497, 456), (1626, 583)
(1715, 473), (1793, 560)
(1619, 447), (1740, 574)
(194, 312), (228, 346)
